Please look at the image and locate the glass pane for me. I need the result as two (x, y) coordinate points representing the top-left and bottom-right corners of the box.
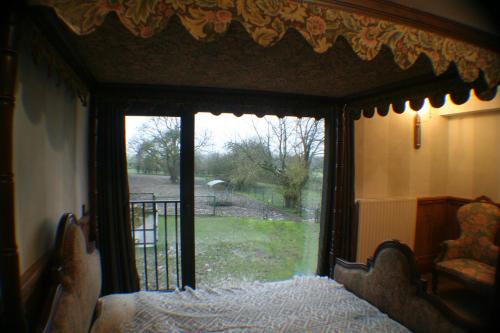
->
(126, 116), (182, 291)
(195, 113), (324, 288)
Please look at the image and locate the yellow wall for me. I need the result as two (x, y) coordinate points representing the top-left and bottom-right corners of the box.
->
(355, 94), (500, 201)
(14, 37), (89, 273)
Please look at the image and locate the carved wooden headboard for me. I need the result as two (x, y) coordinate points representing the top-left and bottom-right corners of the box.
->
(38, 213), (101, 333)
(334, 240), (471, 333)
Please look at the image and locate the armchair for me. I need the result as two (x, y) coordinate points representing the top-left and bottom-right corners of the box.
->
(432, 197), (499, 295)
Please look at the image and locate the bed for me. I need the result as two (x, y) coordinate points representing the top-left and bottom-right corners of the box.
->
(39, 213), (465, 333)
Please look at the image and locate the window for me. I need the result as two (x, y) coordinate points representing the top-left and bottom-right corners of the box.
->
(126, 113), (325, 290)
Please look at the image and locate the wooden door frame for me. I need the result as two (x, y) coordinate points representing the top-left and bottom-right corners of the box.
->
(180, 110), (196, 289)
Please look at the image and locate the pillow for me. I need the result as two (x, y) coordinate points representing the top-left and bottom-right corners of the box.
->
(50, 222), (102, 333)
(89, 294), (136, 333)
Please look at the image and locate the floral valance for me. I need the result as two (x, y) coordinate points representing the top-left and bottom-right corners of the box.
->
(32, 0), (500, 89)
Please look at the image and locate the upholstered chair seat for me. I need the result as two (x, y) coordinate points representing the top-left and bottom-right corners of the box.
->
(435, 259), (495, 287)
(433, 199), (499, 294)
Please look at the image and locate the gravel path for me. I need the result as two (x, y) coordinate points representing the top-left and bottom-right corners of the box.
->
(129, 174), (301, 221)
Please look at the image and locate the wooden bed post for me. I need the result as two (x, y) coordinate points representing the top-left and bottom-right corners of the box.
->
(0, 3), (27, 332)
(88, 95), (98, 244)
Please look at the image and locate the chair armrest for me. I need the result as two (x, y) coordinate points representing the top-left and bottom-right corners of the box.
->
(483, 244), (499, 266)
(437, 239), (465, 262)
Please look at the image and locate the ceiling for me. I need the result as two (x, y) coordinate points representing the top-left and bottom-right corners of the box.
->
(30, 3), (498, 117)
(52, 13), (439, 99)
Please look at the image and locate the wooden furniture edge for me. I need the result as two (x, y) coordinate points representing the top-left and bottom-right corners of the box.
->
(417, 195), (500, 206)
(336, 240), (428, 293)
(38, 285), (63, 333)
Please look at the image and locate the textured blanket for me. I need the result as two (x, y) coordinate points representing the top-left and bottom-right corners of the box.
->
(91, 277), (411, 333)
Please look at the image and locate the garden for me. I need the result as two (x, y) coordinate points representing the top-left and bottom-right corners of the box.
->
(127, 115), (324, 289)
(134, 212), (319, 290)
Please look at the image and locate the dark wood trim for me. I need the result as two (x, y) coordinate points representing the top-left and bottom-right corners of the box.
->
(337, 240), (427, 294)
(37, 285), (62, 333)
(0, 5), (27, 332)
(310, 0), (500, 52)
(20, 252), (52, 332)
(95, 83), (336, 118)
(88, 94), (97, 244)
(334, 259), (368, 271)
(471, 195), (498, 206)
(317, 111), (337, 276)
(416, 196), (449, 205)
(414, 196), (459, 272)
(180, 110), (196, 289)
(419, 196), (500, 207)
(20, 253), (50, 305)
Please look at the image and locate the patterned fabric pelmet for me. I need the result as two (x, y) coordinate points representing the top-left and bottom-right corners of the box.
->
(33, 0), (500, 88)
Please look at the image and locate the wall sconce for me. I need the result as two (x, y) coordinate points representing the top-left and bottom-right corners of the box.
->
(413, 112), (421, 149)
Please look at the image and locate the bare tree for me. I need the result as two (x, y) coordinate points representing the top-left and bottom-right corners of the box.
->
(294, 118), (324, 170)
(230, 117), (324, 209)
(129, 117), (210, 183)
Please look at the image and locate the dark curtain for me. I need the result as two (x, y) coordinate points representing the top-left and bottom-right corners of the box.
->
(317, 108), (357, 277)
(96, 102), (140, 295)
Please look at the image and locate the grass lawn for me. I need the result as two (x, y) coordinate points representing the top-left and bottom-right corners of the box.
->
(134, 215), (319, 290)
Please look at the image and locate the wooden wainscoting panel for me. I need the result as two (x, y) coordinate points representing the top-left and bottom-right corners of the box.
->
(20, 252), (52, 331)
(415, 197), (448, 272)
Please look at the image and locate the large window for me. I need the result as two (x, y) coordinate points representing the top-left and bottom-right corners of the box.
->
(126, 113), (325, 290)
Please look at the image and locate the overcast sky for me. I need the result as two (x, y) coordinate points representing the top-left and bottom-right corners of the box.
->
(126, 113), (277, 153)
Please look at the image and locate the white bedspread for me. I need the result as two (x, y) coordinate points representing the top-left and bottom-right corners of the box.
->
(92, 276), (411, 333)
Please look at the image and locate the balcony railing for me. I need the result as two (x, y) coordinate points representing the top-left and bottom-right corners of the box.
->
(130, 194), (217, 291)
(130, 199), (182, 291)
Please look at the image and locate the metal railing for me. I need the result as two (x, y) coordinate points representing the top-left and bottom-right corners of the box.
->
(129, 192), (234, 291)
(130, 199), (181, 291)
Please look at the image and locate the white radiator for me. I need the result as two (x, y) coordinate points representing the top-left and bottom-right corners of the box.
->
(356, 198), (417, 263)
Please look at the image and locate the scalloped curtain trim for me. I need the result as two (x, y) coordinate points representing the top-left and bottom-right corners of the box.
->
(32, 0), (500, 88)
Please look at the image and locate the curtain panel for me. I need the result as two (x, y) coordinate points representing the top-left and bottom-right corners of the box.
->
(318, 108), (356, 277)
(96, 102), (140, 295)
